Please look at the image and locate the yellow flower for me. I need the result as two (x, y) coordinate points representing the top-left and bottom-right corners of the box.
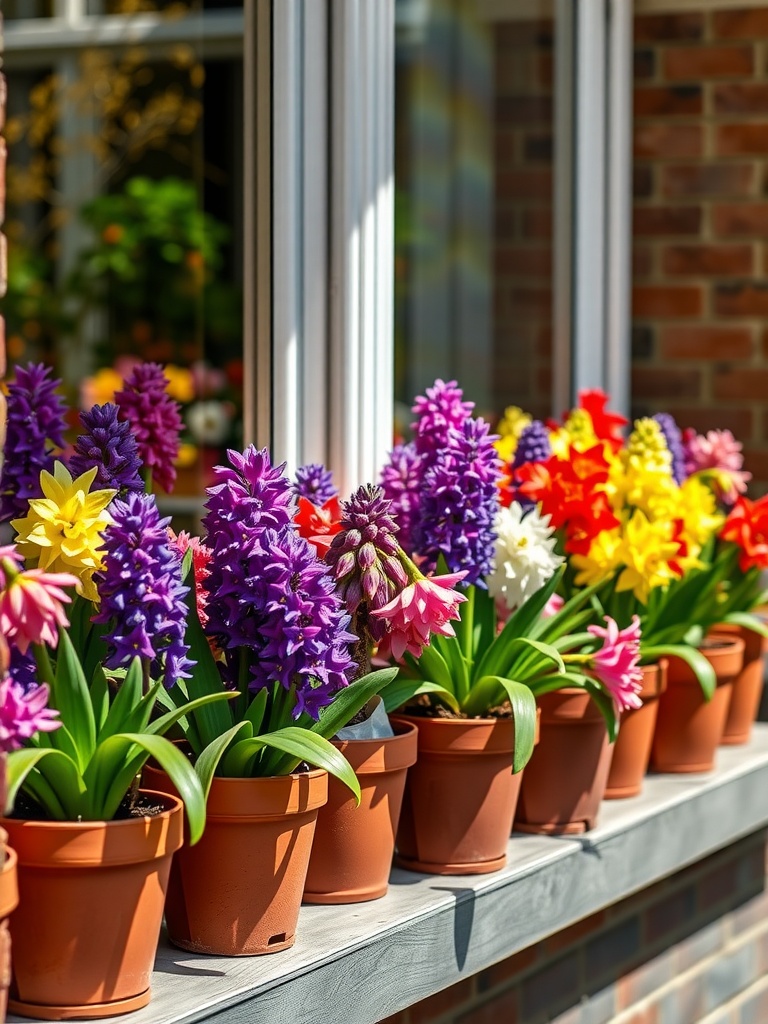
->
(12, 463), (117, 602)
(81, 367), (123, 408)
(614, 510), (680, 604)
(494, 406), (532, 462)
(668, 476), (724, 558)
(163, 364), (195, 405)
(572, 529), (623, 589)
(549, 408), (600, 458)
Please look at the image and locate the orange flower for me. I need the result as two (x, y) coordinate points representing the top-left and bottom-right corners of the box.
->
(578, 389), (628, 453)
(719, 495), (768, 573)
(294, 496), (343, 558)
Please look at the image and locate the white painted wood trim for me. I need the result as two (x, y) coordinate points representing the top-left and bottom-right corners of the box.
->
(15, 728), (768, 1024)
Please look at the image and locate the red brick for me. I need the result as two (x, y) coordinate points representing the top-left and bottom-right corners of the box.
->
(716, 124), (768, 156)
(495, 246), (551, 278)
(634, 13), (704, 42)
(661, 325), (753, 359)
(495, 208), (517, 240)
(714, 83), (768, 115)
(457, 987), (518, 1024)
(674, 406), (753, 438)
(496, 95), (552, 126)
(377, 1014), (408, 1024)
(663, 45), (753, 81)
(410, 979), (474, 1023)
(633, 285), (702, 318)
(662, 244), (753, 277)
(713, 203), (768, 237)
(477, 946), (538, 992)
(714, 368), (768, 402)
(634, 123), (703, 160)
(713, 10), (768, 38)
(741, 448), (768, 484)
(634, 85), (702, 117)
(521, 207), (552, 240)
(715, 282), (768, 317)
(632, 367), (702, 399)
(523, 133), (552, 162)
(494, 129), (518, 165)
(633, 164), (654, 199)
(633, 246), (654, 278)
(634, 49), (655, 81)
(497, 169), (552, 200)
(662, 163), (755, 198)
(633, 206), (702, 236)
(545, 910), (607, 955)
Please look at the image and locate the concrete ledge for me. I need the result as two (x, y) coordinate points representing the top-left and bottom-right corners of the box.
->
(13, 725), (768, 1024)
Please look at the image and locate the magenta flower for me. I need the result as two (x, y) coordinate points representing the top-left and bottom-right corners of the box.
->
(371, 571), (468, 662)
(115, 363), (183, 493)
(0, 556), (79, 654)
(587, 615), (643, 713)
(0, 677), (60, 751)
(683, 428), (751, 504)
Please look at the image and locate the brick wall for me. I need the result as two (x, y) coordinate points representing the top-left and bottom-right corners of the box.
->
(632, 7), (768, 493)
(378, 828), (768, 1024)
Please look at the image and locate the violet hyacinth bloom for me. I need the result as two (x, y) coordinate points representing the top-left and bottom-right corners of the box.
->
(0, 363), (68, 522)
(204, 446), (295, 544)
(653, 413), (686, 485)
(8, 648), (38, 693)
(379, 442), (422, 556)
(93, 492), (193, 688)
(511, 420), (552, 511)
(412, 379), (474, 456)
(415, 418), (502, 587)
(115, 363), (182, 493)
(325, 485), (408, 642)
(294, 463), (338, 507)
(70, 403), (143, 495)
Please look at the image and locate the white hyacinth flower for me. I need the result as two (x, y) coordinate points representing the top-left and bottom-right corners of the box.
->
(487, 502), (564, 613)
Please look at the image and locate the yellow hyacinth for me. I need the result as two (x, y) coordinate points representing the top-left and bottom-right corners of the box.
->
(12, 463), (117, 602)
(614, 509), (680, 604)
(571, 529), (623, 589)
(549, 408), (600, 458)
(494, 406), (532, 463)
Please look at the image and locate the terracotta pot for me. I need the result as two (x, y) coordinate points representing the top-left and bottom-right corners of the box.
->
(515, 689), (612, 835)
(0, 835), (18, 1024)
(303, 721), (418, 904)
(392, 715), (524, 875)
(716, 623), (768, 745)
(605, 661), (668, 800)
(650, 635), (744, 773)
(146, 768), (328, 956)
(3, 791), (182, 1020)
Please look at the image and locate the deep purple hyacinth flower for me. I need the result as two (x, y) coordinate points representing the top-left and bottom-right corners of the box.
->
(512, 420), (551, 470)
(93, 492), (193, 688)
(8, 647), (38, 693)
(379, 442), (423, 557)
(0, 363), (68, 522)
(653, 413), (687, 485)
(411, 379), (474, 457)
(294, 463), (338, 507)
(70, 403), (143, 495)
(204, 446), (296, 544)
(325, 485), (408, 641)
(115, 363), (182, 493)
(415, 418), (502, 587)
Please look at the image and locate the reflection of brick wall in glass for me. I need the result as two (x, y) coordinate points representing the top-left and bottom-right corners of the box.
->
(631, 7), (768, 494)
(492, 15), (554, 423)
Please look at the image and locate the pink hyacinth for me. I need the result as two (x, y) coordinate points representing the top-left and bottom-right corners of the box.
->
(587, 615), (644, 713)
(170, 529), (212, 628)
(371, 571), (468, 662)
(0, 558), (79, 654)
(683, 428), (751, 503)
(0, 677), (60, 751)
(542, 593), (564, 619)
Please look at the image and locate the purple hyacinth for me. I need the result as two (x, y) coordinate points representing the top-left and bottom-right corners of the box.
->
(93, 492), (193, 688)
(412, 379), (474, 457)
(0, 363), (68, 522)
(653, 413), (687, 484)
(512, 420), (551, 470)
(115, 363), (182, 494)
(8, 647), (38, 693)
(206, 524), (356, 718)
(70, 403), (143, 495)
(325, 485), (408, 642)
(294, 463), (338, 507)
(204, 446), (295, 543)
(415, 418), (502, 587)
(379, 442), (423, 556)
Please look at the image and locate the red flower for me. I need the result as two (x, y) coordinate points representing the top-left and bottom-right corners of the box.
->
(719, 495), (768, 573)
(578, 389), (627, 452)
(294, 496), (343, 557)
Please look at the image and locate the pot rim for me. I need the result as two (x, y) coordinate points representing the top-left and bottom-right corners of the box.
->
(330, 720), (419, 773)
(0, 844), (18, 919)
(204, 767), (329, 818)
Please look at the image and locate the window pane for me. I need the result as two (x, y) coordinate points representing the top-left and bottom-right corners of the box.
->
(394, 0), (556, 429)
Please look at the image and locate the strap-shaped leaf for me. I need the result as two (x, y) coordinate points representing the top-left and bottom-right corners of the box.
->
(98, 658), (143, 741)
(431, 633), (471, 705)
(380, 677), (459, 715)
(243, 688), (268, 734)
(182, 596), (234, 747)
(470, 677), (537, 774)
(6, 747), (83, 819)
(49, 630), (96, 769)
(195, 722), (254, 798)
(409, 642), (456, 694)
(89, 666), (110, 735)
(719, 611), (768, 637)
(311, 668), (398, 740)
(145, 691), (237, 739)
(641, 643), (716, 701)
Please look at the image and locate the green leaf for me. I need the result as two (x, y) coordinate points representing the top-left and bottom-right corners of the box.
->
(718, 611), (768, 637)
(641, 643), (716, 701)
(89, 666), (110, 735)
(243, 688), (268, 734)
(311, 668), (398, 740)
(6, 748), (83, 819)
(474, 677), (537, 774)
(195, 722), (253, 797)
(49, 630), (96, 770)
(145, 691), (237, 739)
(98, 658), (144, 741)
(182, 598), (234, 748)
(408, 643), (457, 695)
(380, 677), (460, 715)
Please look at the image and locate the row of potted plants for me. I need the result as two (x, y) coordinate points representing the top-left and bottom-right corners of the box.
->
(0, 366), (765, 1019)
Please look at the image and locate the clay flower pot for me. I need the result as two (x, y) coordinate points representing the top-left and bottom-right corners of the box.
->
(303, 720), (418, 904)
(0, 834), (18, 1024)
(3, 791), (183, 1020)
(651, 634), (744, 773)
(605, 661), (668, 800)
(392, 715), (525, 875)
(716, 623), (768, 745)
(155, 769), (328, 956)
(515, 689), (612, 835)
